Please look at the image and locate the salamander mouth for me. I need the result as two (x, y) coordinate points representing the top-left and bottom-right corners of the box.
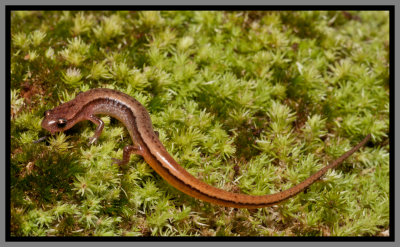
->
(41, 119), (58, 134)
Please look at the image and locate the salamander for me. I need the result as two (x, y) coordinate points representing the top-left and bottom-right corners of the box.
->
(40, 88), (371, 208)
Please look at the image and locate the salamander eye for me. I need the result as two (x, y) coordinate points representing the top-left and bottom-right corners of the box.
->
(44, 110), (51, 117)
(57, 118), (67, 128)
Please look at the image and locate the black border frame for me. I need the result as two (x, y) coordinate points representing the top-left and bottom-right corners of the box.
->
(5, 5), (395, 242)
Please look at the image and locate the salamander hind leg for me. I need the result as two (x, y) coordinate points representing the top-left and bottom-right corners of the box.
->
(112, 145), (143, 166)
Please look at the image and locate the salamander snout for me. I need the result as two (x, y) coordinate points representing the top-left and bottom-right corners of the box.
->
(41, 110), (69, 134)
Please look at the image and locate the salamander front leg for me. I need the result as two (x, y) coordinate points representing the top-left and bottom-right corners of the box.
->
(86, 114), (104, 145)
(112, 145), (143, 166)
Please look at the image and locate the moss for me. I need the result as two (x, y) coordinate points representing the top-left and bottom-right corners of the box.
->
(10, 10), (389, 237)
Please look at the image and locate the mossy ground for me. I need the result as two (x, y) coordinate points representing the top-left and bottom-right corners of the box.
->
(10, 10), (390, 236)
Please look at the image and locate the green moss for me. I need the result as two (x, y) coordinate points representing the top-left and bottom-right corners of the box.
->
(10, 10), (389, 237)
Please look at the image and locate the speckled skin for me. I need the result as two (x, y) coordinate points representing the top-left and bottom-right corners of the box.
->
(41, 88), (371, 208)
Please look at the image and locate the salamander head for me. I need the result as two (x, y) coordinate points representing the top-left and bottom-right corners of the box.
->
(41, 99), (81, 134)
(41, 109), (73, 134)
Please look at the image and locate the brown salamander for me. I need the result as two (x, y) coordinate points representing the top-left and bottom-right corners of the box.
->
(41, 88), (371, 208)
